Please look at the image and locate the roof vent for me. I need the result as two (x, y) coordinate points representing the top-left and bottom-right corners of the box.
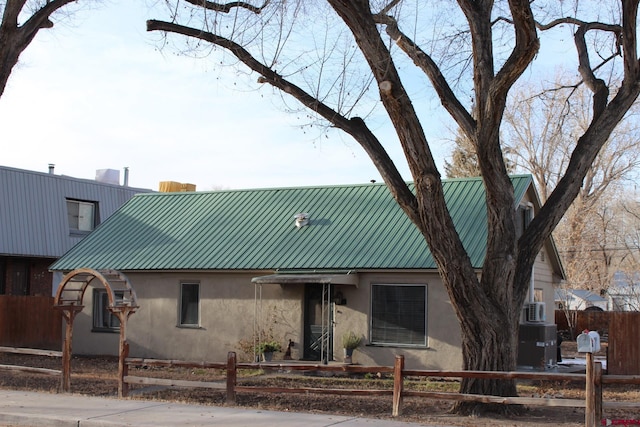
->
(294, 213), (310, 228)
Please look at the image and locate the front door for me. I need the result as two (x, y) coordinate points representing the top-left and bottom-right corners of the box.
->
(303, 283), (333, 362)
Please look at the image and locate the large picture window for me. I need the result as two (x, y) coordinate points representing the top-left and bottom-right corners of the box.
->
(371, 284), (427, 346)
(179, 283), (200, 327)
(93, 289), (122, 331)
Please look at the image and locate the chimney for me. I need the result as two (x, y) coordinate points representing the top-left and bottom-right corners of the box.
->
(48, 164), (55, 174)
(123, 167), (129, 187)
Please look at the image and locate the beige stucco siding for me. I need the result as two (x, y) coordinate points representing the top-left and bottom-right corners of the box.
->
(72, 270), (464, 370)
(72, 272), (304, 361)
(71, 262), (556, 370)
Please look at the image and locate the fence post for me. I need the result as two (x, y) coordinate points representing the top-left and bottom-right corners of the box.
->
(392, 355), (404, 417)
(119, 341), (130, 398)
(227, 351), (237, 404)
(594, 362), (603, 423)
(585, 352), (595, 427)
(61, 317), (73, 393)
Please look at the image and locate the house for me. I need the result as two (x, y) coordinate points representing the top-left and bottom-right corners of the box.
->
(554, 288), (609, 311)
(607, 272), (640, 311)
(0, 165), (152, 297)
(50, 175), (564, 370)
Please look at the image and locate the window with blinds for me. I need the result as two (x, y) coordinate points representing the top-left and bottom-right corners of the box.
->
(371, 284), (427, 346)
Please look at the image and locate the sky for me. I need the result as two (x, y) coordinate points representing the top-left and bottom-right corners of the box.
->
(0, 1), (454, 191)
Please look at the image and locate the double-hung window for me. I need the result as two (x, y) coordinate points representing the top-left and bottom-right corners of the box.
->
(93, 289), (122, 331)
(371, 284), (427, 346)
(179, 283), (200, 327)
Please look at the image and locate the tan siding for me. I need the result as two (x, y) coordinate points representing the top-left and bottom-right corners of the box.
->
(73, 271), (463, 370)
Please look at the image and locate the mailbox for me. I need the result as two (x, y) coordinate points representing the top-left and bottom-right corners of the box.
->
(576, 330), (601, 353)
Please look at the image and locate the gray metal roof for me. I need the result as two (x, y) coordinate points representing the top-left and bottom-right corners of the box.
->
(50, 175), (539, 272)
(555, 289), (607, 303)
(0, 165), (152, 258)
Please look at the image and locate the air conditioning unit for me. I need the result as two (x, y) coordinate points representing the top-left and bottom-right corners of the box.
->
(525, 302), (546, 323)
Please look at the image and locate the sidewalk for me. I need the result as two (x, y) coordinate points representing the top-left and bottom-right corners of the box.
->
(0, 389), (445, 427)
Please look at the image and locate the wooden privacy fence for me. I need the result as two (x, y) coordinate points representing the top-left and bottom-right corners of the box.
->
(123, 352), (640, 426)
(555, 310), (640, 375)
(0, 296), (62, 350)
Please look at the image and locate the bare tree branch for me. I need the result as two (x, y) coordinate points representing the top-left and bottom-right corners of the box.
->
(183, 0), (269, 14)
(147, 18), (419, 223)
(0, 0), (78, 97)
(374, 12), (476, 140)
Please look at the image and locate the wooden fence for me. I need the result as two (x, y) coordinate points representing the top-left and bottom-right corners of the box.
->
(2, 346), (639, 427)
(124, 352), (640, 427)
(0, 346), (62, 376)
(0, 296), (62, 350)
(556, 310), (640, 375)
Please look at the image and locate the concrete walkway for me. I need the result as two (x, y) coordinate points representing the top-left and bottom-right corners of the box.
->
(0, 389), (446, 427)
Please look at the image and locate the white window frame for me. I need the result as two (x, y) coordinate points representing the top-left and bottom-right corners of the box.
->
(67, 199), (97, 234)
(370, 283), (427, 347)
(179, 282), (200, 327)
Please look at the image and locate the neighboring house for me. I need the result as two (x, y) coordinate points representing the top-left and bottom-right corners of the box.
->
(0, 165), (152, 296)
(554, 288), (609, 311)
(50, 175), (564, 370)
(608, 272), (640, 311)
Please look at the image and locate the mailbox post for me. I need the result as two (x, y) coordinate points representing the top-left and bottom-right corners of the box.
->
(577, 330), (601, 427)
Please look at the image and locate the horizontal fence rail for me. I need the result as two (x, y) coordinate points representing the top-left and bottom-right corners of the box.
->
(3, 347), (639, 426)
(0, 346), (62, 377)
(121, 351), (640, 424)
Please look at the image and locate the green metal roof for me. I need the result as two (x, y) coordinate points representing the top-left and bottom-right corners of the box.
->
(50, 175), (533, 272)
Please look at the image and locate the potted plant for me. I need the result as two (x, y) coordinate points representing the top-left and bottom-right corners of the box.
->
(342, 331), (362, 364)
(258, 340), (281, 362)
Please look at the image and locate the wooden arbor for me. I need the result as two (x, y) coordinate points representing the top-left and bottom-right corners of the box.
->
(53, 268), (138, 397)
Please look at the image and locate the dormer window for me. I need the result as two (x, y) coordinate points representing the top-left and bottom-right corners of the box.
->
(67, 199), (98, 235)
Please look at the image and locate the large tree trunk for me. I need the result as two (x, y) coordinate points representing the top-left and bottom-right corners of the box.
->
(455, 287), (521, 414)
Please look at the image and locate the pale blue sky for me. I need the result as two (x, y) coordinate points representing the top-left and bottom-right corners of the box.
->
(0, 0), (457, 191)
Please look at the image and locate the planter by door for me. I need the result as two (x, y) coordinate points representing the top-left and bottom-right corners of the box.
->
(263, 352), (274, 362)
(344, 347), (354, 364)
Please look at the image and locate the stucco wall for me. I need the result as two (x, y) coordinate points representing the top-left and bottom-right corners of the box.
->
(71, 265), (556, 371)
(71, 270), (463, 370)
(72, 272), (303, 361)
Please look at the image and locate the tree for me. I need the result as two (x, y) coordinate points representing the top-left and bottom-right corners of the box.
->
(0, 0), (80, 97)
(607, 195), (640, 310)
(503, 80), (640, 297)
(146, 0), (640, 413)
(445, 128), (515, 178)
(444, 133), (482, 178)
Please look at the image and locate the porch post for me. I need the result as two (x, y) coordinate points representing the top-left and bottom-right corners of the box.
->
(253, 283), (263, 363)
